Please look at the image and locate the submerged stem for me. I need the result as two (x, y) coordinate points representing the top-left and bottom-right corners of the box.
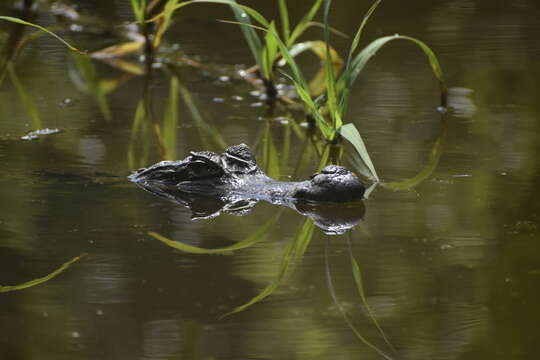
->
(324, 240), (393, 360)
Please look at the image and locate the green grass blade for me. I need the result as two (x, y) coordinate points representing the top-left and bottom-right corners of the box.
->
(162, 77), (179, 160)
(278, 40), (343, 96)
(129, 0), (143, 22)
(384, 120), (446, 190)
(166, 65), (227, 150)
(261, 21), (279, 80)
(7, 63), (41, 129)
(262, 121), (280, 179)
(281, 119), (291, 170)
(303, 21), (348, 39)
(338, 123), (379, 182)
(290, 77), (333, 138)
(148, 212), (280, 255)
(153, 0), (183, 48)
(345, 0), (381, 71)
(348, 238), (394, 351)
(292, 219), (315, 264)
(0, 254), (85, 293)
(193, 0), (270, 27)
(228, 0), (263, 69)
(342, 34), (446, 108)
(222, 218), (313, 318)
(177, 81), (227, 150)
(325, 242), (393, 360)
(222, 238), (296, 317)
(127, 100), (147, 169)
(0, 16), (84, 53)
(288, 0), (324, 47)
(317, 144), (331, 171)
(149, 0), (194, 22)
(278, 0), (290, 42)
(322, 0), (338, 127)
(224, 19), (335, 140)
(71, 54), (112, 120)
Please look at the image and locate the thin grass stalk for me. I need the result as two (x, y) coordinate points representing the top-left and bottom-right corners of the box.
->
(127, 100), (148, 169)
(222, 238), (296, 317)
(0, 254), (85, 293)
(292, 219), (315, 265)
(323, 0), (343, 134)
(0, 16), (84, 54)
(148, 211), (281, 255)
(383, 115), (447, 190)
(344, 0), (381, 72)
(287, 0), (324, 47)
(347, 234), (395, 352)
(167, 65), (227, 150)
(178, 81), (227, 150)
(162, 77), (179, 160)
(340, 34), (446, 118)
(280, 120), (291, 170)
(229, 0), (263, 69)
(71, 54), (112, 121)
(129, 0), (147, 23)
(222, 217), (315, 317)
(153, 0), (183, 48)
(262, 121), (280, 179)
(324, 240), (393, 360)
(7, 63), (41, 129)
(277, 0), (290, 42)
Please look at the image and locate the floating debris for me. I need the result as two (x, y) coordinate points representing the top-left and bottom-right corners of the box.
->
(218, 75), (230, 82)
(21, 128), (63, 141)
(447, 87), (477, 118)
(60, 97), (78, 107)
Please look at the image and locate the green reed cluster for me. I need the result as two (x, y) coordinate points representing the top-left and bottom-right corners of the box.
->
(0, 0), (447, 184)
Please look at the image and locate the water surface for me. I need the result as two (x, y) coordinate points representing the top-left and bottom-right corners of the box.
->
(1, 1), (539, 359)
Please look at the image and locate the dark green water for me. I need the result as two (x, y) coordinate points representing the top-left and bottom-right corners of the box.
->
(1, 1), (539, 359)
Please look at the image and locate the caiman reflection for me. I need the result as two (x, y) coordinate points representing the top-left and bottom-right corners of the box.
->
(129, 144), (366, 234)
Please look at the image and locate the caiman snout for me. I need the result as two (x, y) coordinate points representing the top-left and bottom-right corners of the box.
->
(294, 165), (365, 202)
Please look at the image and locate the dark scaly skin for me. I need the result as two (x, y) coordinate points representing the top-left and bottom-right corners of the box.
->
(129, 144), (365, 203)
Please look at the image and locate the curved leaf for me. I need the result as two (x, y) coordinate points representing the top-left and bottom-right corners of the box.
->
(222, 218), (314, 317)
(384, 120), (446, 190)
(339, 34), (446, 115)
(0, 16), (84, 54)
(338, 123), (379, 182)
(0, 255), (85, 293)
(148, 212), (281, 255)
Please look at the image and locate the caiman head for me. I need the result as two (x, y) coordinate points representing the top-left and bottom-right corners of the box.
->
(128, 150), (224, 188)
(128, 144), (260, 190)
(293, 165), (365, 202)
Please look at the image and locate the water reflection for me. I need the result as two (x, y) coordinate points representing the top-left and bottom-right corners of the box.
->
(133, 183), (365, 235)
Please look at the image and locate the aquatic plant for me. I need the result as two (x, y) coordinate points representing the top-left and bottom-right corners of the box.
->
(212, 0), (446, 182)
(0, 254), (85, 293)
(325, 240), (394, 360)
(0, 11), (85, 129)
(0, 15), (83, 54)
(148, 0), (342, 102)
(227, 0), (324, 101)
